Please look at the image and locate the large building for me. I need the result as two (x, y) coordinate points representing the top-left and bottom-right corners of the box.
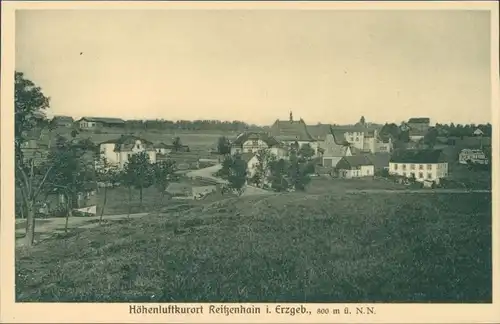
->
(77, 117), (125, 129)
(99, 135), (156, 169)
(269, 112), (319, 155)
(329, 127), (392, 154)
(389, 149), (448, 184)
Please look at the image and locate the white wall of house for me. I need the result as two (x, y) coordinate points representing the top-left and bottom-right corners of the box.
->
(246, 155), (260, 178)
(344, 131), (365, 151)
(338, 165), (374, 178)
(79, 120), (96, 129)
(410, 135), (424, 142)
(459, 150), (488, 164)
(100, 139), (156, 169)
(389, 162), (448, 183)
(241, 139), (270, 153)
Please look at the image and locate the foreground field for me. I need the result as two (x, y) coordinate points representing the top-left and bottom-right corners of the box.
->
(16, 192), (491, 302)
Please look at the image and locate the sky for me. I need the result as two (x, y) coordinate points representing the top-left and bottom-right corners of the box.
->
(15, 9), (492, 126)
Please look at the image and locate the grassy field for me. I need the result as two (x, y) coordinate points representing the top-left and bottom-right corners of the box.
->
(16, 192), (491, 302)
(307, 177), (406, 194)
(50, 127), (234, 150)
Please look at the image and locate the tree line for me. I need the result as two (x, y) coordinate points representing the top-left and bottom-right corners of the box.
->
(15, 72), (179, 247)
(121, 119), (262, 132)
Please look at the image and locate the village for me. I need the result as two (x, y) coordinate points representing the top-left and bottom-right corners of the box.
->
(17, 110), (492, 223)
(11, 7), (494, 305)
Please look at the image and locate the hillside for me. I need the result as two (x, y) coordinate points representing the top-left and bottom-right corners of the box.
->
(16, 192), (491, 302)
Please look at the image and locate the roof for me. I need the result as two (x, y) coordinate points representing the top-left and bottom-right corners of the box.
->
(99, 135), (155, 152)
(390, 149), (446, 164)
(322, 134), (350, 157)
(408, 117), (430, 124)
(364, 152), (391, 170)
(307, 124), (334, 141)
(154, 142), (174, 149)
(78, 117), (125, 124)
(52, 116), (74, 122)
(239, 152), (257, 163)
(337, 155), (374, 169)
(270, 119), (316, 142)
(232, 132), (280, 147)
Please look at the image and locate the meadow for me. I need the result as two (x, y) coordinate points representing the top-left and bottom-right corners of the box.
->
(16, 192), (492, 302)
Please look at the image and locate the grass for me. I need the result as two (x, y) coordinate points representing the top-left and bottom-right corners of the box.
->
(16, 192), (491, 302)
(307, 177), (406, 194)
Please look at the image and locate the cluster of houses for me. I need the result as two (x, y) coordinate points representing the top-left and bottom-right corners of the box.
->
(24, 113), (491, 189)
(223, 113), (491, 186)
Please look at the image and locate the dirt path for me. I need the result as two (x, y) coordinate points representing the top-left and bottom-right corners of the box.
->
(15, 213), (149, 247)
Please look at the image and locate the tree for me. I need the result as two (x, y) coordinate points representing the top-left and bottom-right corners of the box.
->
(123, 152), (154, 211)
(172, 136), (182, 152)
(15, 72), (52, 247)
(95, 156), (120, 224)
(153, 160), (178, 216)
(423, 127), (439, 148)
(298, 143), (315, 161)
(288, 150), (314, 191)
(217, 136), (231, 155)
(219, 154), (248, 195)
(249, 149), (271, 188)
(267, 157), (289, 192)
(45, 136), (96, 233)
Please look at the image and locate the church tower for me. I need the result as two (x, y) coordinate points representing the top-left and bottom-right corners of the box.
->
(289, 111), (293, 122)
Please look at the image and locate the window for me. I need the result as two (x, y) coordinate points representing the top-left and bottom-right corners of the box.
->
(427, 164), (432, 170)
(127, 153), (131, 159)
(418, 172), (423, 179)
(394, 164), (398, 170)
(419, 164), (423, 170)
(402, 164), (407, 170)
(427, 173), (432, 179)
(355, 137), (359, 142)
(410, 164), (415, 170)
(252, 140), (259, 146)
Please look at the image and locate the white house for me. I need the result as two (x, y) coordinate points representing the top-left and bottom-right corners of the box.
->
(330, 127), (392, 154)
(389, 149), (448, 184)
(240, 152), (260, 179)
(231, 132), (287, 158)
(459, 148), (489, 165)
(335, 155), (375, 178)
(99, 135), (156, 169)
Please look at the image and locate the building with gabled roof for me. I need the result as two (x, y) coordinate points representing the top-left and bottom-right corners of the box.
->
(99, 135), (156, 169)
(51, 115), (74, 127)
(231, 131), (287, 159)
(335, 155), (375, 178)
(269, 112), (319, 155)
(321, 132), (353, 168)
(77, 117), (125, 129)
(389, 149), (448, 183)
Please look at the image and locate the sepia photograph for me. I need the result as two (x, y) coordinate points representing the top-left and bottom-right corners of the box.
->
(1, 1), (499, 323)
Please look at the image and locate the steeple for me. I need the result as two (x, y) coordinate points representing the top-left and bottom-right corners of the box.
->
(289, 111), (293, 122)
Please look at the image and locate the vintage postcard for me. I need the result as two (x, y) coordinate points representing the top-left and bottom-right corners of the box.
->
(1, 1), (499, 323)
